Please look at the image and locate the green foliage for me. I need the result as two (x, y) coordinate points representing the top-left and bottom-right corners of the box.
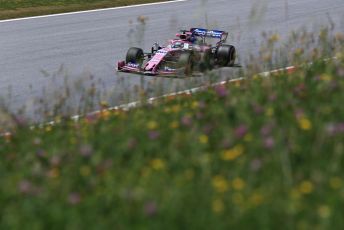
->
(1, 57), (344, 229)
(0, 0), (165, 19)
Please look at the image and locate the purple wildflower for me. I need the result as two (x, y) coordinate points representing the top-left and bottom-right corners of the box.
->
(196, 112), (204, 120)
(80, 144), (93, 157)
(203, 124), (214, 135)
(294, 108), (304, 119)
(314, 75), (321, 81)
(50, 156), (61, 167)
(235, 125), (248, 139)
(260, 123), (273, 136)
(85, 113), (98, 123)
(264, 136), (275, 149)
(148, 130), (160, 140)
(252, 103), (264, 115)
(68, 193), (81, 205)
(221, 139), (232, 149)
(215, 85), (228, 98)
(18, 180), (32, 194)
(250, 158), (262, 172)
(144, 201), (158, 217)
(14, 115), (27, 126)
(325, 123), (337, 136)
(326, 122), (344, 135)
(181, 115), (192, 127)
(269, 93), (277, 102)
(127, 138), (137, 150)
(36, 149), (46, 158)
(338, 123), (344, 132)
(337, 67), (344, 77)
(33, 137), (42, 145)
(198, 100), (206, 109)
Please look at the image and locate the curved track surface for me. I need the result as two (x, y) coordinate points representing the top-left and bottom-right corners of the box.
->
(1, 0), (344, 115)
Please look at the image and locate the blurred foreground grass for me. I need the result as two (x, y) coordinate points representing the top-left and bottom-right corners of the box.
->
(0, 0), (167, 19)
(0, 54), (344, 228)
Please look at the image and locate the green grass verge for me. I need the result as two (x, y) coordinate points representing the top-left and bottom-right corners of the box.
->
(1, 57), (343, 229)
(0, 0), (169, 20)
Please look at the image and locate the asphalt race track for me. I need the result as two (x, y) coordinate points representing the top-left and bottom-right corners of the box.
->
(0, 0), (344, 117)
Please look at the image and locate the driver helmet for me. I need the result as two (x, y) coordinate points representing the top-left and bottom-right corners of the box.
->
(172, 41), (183, 49)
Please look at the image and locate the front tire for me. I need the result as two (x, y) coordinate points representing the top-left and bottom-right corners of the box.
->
(126, 47), (144, 65)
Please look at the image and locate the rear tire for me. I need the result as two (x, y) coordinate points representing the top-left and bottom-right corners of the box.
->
(126, 47), (144, 65)
(216, 45), (236, 66)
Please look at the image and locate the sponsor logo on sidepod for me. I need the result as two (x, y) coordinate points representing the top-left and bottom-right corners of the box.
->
(127, 63), (140, 68)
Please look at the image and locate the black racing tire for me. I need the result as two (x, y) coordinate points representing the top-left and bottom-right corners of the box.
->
(177, 52), (194, 76)
(216, 45), (236, 66)
(126, 47), (144, 65)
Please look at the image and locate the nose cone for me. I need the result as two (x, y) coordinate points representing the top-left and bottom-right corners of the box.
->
(144, 61), (157, 71)
(144, 50), (167, 71)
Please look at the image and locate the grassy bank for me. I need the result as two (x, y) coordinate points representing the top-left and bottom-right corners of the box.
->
(0, 55), (344, 228)
(0, 0), (168, 20)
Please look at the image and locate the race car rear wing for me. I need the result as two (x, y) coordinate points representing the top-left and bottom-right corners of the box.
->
(190, 28), (228, 41)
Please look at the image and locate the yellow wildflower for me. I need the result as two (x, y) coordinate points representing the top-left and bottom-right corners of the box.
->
(48, 168), (60, 179)
(232, 193), (244, 205)
(54, 116), (61, 123)
(45, 125), (52, 132)
(232, 177), (246, 191)
(150, 159), (165, 171)
(263, 53), (272, 62)
(170, 121), (179, 129)
(184, 169), (195, 180)
(100, 100), (109, 107)
(191, 101), (199, 109)
(320, 74), (332, 82)
(221, 145), (244, 161)
(199, 154), (211, 165)
(253, 74), (260, 80)
(141, 167), (151, 178)
(172, 105), (181, 113)
(298, 117), (312, 130)
(290, 188), (301, 200)
(212, 199), (225, 214)
(294, 48), (304, 56)
(265, 107), (274, 117)
(269, 33), (280, 43)
(80, 165), (91, 177)
(164, 107), (171, 114)
(3, 132), (12, 143)
(100, 110), (110, 120)
(234, 81), (241, 87)
(298, 180), (314, 194)
(249, 193), (264, 206)
(329, 177), (342, 189)
(147, 121), (158, 130)
(212, 175), (229, 193)
(321, 106), (332, 115)
(318, 205), (331, 219)
(244, 133), (253, 142)
(199, 135), (209, 144)
(69, 137), (77, 145)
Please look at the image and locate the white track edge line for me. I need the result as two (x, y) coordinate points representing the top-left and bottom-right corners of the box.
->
(29, 66), (296, 129)
(3, 57), (339, 135)
(0, 0), (188, 23)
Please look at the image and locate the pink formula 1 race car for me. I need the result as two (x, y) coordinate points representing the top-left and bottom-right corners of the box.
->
(117, 28), (236, 76)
